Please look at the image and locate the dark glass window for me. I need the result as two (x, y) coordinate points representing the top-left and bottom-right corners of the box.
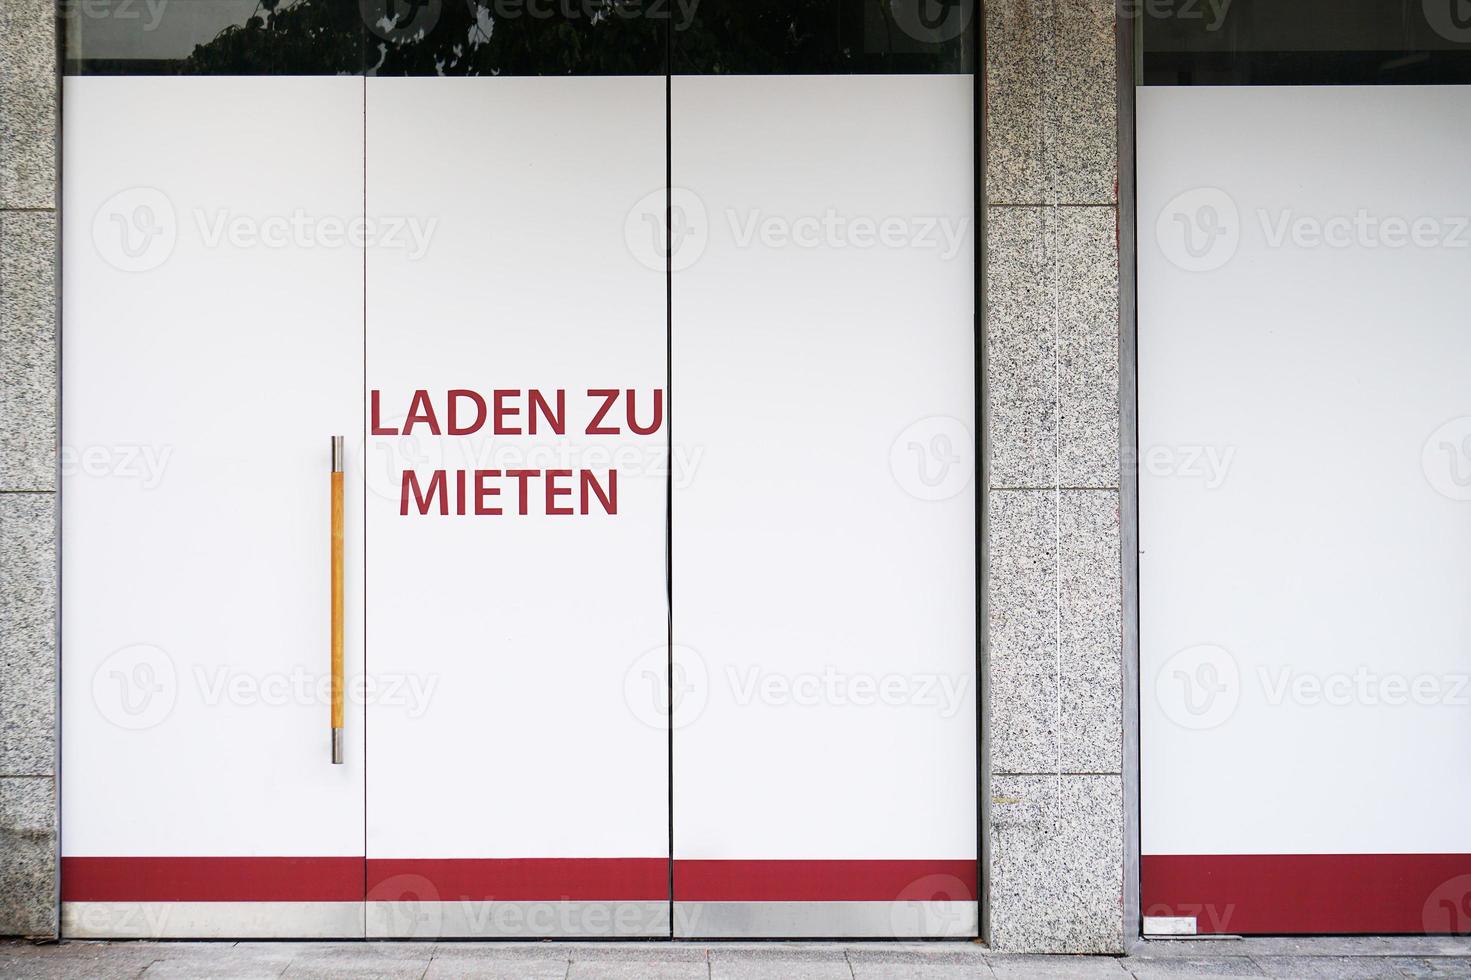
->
(64, 0), (973, 76)
(64, 0), (366, 75)
(1142, 0), (1471, 85)
(672, 0), (975, 75)
(62, 0), (665, 76)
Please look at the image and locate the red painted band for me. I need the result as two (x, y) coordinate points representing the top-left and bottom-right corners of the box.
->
(1142, 854), (1471, 935)
(61, 857), (364, 903)
(673, 860), (978, 902)
(367, 858), (668, 901)
(63, 857), (979, 904)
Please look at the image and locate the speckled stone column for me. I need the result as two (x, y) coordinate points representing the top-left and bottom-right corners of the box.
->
(983, 0), (1127, 953)
(0, 0), (58, 940)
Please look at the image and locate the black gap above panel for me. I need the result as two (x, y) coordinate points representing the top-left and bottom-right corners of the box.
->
(1142, 0), (1471, 85)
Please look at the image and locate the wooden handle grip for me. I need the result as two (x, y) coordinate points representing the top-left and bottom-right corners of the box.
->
(330, 434), (345, 764)
(331, 469), (344, 732)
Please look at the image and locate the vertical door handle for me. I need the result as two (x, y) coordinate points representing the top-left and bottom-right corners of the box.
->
(331, 436), (345, 764)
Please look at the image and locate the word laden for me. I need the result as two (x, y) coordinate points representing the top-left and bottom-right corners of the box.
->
(371, 388), (663, 437)
(372, 388), (664, 518)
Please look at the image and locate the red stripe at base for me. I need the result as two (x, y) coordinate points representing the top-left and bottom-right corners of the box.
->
(367, 858), (668, 902)
(62, 857), (364, 903)
(1142, 854), (1471, 935)
(674, 860), (978, 902)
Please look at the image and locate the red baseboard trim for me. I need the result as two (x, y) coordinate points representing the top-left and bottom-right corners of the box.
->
(366, 858), (668, 901)
(673, 859), (978, 902)
(1142, 854), (1471, 934)
(63, 857), (979, 904)
(62, 857), (364, 903)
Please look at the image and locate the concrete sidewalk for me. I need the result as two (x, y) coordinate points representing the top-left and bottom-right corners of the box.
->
(3, 938), (1471, 979)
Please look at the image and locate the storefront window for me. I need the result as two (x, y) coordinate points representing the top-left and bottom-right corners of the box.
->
(1142, 0), (1471, 84)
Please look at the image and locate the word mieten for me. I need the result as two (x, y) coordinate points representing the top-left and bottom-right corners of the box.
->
(402, 467), (617, 517)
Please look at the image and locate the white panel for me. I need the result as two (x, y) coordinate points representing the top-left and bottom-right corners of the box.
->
(364, 78), (668, 863)
(670, 76), (976, 861)
(61, 77), (365, 857)
(1139, 86), (1471, 854)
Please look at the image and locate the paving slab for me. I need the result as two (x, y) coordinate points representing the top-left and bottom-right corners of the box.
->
(425, 948), (570, 980)
(1384, 956), (1471, 978)
(847, 946), (991, 965)
(565, 961), (710, 980)
(849, 963), (995, 979)
(1240, 957), (1407, 980)
(711, 955), (853, 980)
(1122, 956), (1265, 978)
(986, 954), (1131, 978)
